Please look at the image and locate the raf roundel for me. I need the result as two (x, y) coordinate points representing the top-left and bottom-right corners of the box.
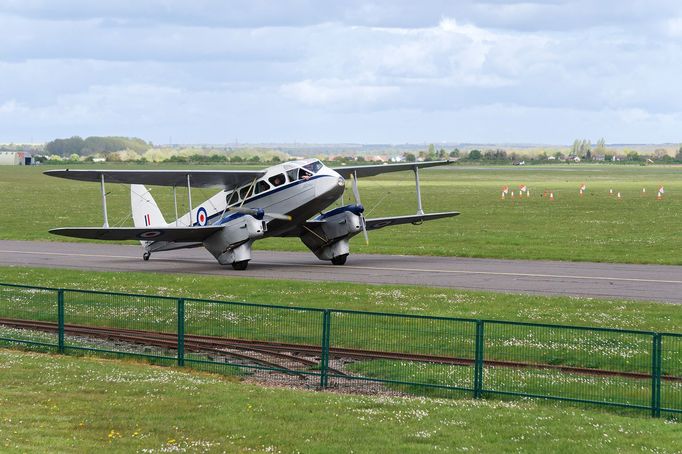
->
(137, 230), (163, 239)
(196, 207), (208, 226)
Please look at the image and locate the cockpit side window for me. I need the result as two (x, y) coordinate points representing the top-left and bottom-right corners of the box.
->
(286, 169), (298, 181)
(268, 173), (286, 187)
(299, 168), (312, 180)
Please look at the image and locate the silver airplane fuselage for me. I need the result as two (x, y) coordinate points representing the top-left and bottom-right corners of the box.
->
(169, 158), (346, 239)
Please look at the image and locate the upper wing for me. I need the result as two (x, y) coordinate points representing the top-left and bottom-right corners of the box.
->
(44, 169), (265, 189)
(49, 226), (223, 242)
(364, 211), (459, 231)
(332, 160), (451, 179)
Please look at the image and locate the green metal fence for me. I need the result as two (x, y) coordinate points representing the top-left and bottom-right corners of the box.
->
(1, 282), (680, 417)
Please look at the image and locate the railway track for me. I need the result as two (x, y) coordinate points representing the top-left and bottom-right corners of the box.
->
(0, 317), (344, 377)
(1, 317), (679, 383)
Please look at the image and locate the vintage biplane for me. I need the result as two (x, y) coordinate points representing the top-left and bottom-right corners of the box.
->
(45, 159), (458, 269)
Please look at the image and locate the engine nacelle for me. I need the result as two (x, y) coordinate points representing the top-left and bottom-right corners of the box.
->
(203, 215), (265, 265)
(300, 207), (363, 261)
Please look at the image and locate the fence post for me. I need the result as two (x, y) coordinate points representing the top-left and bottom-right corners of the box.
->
(473, 320), (484, 399)
(651, 333), (662, 418)
(57, 289), (65, 354)
(177, 298), (185, 367)
(320, 310), (331, 389)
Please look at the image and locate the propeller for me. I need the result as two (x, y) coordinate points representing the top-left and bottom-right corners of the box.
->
(228, 207), (292, 221)
(351, 172), (369, 245)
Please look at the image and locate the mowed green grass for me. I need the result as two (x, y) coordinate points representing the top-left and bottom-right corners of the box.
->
(1, 164), (681, 264)
(2, 266), (682, 332)
(3, 349), (681, 453)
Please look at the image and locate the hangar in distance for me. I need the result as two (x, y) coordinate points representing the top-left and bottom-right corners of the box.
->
(45, 159), (458, 270)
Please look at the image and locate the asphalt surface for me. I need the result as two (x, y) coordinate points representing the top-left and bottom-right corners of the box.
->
(1, 240), (681, 303)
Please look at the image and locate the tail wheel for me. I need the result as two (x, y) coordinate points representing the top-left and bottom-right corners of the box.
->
(231, 260), (249, 271)
(331, 254), (348, 266)
(143, 252), (151, 261)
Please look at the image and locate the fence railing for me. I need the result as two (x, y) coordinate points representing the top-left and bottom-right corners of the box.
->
(0, 282), (680, 417)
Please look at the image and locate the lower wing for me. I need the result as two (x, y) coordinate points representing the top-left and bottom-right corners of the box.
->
(364, 211), (459, 231)
(49, 226), (224, 242)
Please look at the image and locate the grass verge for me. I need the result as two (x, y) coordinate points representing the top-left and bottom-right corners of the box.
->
(1, 348), (681, 453)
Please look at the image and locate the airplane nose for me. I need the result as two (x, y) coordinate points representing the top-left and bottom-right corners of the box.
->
(317, 175), (345, 198)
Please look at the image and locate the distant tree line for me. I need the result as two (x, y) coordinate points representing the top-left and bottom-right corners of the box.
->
(45, 136), (151, 156)
(395, 141), (682, 165)
(164, 154), (281, 164)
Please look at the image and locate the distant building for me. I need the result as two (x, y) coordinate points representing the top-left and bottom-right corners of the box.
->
(0, 151), (29, 165)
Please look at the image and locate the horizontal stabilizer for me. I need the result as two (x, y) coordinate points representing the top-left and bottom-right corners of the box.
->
(364, 211), (459, 231)
(49, 226), (224, 242)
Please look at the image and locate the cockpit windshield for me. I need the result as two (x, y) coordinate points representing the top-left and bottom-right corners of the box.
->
(302, 160), (323, 174)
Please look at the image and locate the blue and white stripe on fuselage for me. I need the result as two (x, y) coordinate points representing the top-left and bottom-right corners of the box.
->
(174, 161), (345, 238)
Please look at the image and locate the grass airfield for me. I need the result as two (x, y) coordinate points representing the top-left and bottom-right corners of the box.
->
(1, 163), (681, 264)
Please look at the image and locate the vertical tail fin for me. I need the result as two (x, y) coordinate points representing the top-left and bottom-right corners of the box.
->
(131, 184), (167, 228)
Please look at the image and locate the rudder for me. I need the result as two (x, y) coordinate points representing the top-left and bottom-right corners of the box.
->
(131, 184), (167, 228)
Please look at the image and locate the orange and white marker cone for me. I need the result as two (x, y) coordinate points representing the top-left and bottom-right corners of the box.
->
(617, 192), (622, 200)
(609, 188), (614, 196)
(549, 192), (554, 201)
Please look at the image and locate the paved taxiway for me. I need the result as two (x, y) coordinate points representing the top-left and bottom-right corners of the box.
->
(0, 240), (680, 303)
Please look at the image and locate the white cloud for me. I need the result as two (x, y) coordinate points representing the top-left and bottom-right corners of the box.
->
(1, 2), (682, 143)
(280, 79), (400, 107)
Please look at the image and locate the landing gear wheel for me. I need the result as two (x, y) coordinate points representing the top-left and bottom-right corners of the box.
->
(143, 252), (151, 261)
(331, 254), (348, 266)
(231, 260), (249, 271)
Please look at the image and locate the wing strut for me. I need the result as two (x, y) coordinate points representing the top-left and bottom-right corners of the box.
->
(173, 185), (179, 226)
(187, 174), (193, 226)
(413, 165), (424, 215)
(100, 173), (109, 228)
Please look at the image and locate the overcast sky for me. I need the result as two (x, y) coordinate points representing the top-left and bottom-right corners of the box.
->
(1, 0), (681, 145)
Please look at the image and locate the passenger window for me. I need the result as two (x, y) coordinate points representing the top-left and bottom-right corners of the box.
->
(254, 180), (271, 194)
(225, 190), (239, 206)
(268, 173), (286, 187)
(239, 186), (251, 200)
